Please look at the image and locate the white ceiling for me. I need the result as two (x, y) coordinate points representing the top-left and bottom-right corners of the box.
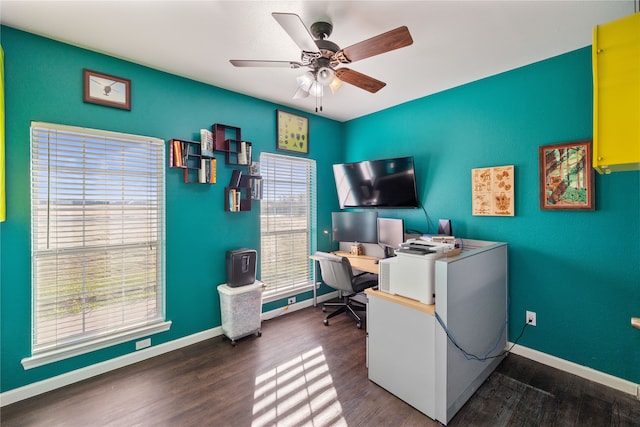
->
(1, 1), (635, 122)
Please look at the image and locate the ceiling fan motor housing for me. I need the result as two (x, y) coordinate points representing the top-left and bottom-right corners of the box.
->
(315, 39), (340, 57)
(310, 21), (333, 39)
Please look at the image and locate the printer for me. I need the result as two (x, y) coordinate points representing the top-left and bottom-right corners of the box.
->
(378, 240), (447, 304)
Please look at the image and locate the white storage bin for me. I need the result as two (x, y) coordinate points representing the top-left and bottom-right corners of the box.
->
(218, 281), (264, 345)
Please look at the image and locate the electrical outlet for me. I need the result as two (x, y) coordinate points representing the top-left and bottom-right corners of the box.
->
(287, 297), (296, 305)
(136, 338), (151, 350)
(526, 310), (537, 326)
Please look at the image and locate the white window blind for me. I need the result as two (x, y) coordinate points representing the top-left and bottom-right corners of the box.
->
(260, 153), (316, 299)
(30, 122), (166, 358)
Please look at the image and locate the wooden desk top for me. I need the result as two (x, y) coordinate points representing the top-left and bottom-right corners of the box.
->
(365, 288), (435, 315)
(333, 251), (380, 274)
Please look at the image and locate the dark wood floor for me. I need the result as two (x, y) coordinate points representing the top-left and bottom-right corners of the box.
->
(2, 305), (639, 426)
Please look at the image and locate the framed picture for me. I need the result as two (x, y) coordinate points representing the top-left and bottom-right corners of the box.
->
(276, 109), (309, 154)
(472, 165), (515, 216)
(539, 140), (594, 210)
(83, 69), (131, 110)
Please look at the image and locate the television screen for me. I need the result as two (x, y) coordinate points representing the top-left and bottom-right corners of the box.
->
(331, 211), (378, 243)
(333, 156), (419, 209)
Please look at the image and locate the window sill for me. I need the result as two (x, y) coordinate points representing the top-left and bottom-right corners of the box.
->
(21, 321), (172, 370)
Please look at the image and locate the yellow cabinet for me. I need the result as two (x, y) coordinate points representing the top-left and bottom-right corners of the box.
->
(592, 12), (640, 174)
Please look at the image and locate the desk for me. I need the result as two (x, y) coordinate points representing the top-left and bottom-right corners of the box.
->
(332, 251), (380, 274)
(365, 240), (508, 425)
(309, 252), (380, 306)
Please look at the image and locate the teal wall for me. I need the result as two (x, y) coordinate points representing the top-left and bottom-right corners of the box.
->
(344, 47), (640, 383)
(1, 25), (638, 394)
(0, 27), (342, 392)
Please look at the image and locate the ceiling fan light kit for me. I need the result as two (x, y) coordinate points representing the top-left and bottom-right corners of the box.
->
(316, 66), (335, 86)
(230, 12), (413, 112)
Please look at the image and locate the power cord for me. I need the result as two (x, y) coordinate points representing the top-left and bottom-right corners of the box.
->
(434, 311), (531, 362)
(404, 201), (434, 236)
(418, 201), (435, 234)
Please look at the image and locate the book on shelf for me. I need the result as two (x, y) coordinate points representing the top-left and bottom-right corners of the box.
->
(199, 159), (206, 183)
(228, 189), (237, 211)
(235, 189), (241, 211)
(239, 141), (247, 165)
(181, 142), (189, 167)
(229, 169), (242, 187)
(250, 177), (263, 200)
(173, 140), (183, 167)
(200, 129), (214, 157)
(249, 162), (260, 176)
(197, 158), (217, 184)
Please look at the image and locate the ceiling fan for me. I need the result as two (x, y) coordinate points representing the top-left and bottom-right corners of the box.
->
(230, 13), (413, 110)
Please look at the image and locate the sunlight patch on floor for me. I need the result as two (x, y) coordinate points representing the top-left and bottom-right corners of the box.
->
(251, 346), (347, 427)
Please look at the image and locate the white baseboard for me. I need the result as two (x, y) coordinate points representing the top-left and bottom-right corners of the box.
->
(509, 343), (640, 399)
(0, 292), (339, 407)
(261, 291), (338, 321)
(8, 302), (633, 407)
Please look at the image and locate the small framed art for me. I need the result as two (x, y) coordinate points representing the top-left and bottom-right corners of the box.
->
(472, 165), (515, 216)
(83, 69), (131, 110)
(276, 109), (308, 154)
(539, 140), (594, 210)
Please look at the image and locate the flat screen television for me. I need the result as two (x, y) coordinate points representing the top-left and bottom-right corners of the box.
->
(331, 211), (378, 243)
(333, 156), (419, 209)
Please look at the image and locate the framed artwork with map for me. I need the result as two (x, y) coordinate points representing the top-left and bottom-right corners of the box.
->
(276, 110), (309, 154)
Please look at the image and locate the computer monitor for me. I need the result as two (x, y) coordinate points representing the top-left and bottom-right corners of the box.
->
(377, 217), (405, 258)
(331, 211), (378, 243)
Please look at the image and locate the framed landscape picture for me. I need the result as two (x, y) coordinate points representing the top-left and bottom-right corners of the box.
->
(539, 140), (594, 210)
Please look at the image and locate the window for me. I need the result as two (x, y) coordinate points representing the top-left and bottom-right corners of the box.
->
(260, 153), (316, 301)
(25, 122), (168, 369)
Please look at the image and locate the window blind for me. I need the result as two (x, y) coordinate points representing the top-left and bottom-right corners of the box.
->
(30, 122), (165, 355)
(260, 153), (316, 298)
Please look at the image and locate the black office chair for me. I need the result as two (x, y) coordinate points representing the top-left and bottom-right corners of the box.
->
(314, 251), (378, 329)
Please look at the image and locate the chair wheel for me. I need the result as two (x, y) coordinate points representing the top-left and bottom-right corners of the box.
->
(322, 307), (327, 312)
(323, 319), (329, 326)
(356, 322), (363, 329)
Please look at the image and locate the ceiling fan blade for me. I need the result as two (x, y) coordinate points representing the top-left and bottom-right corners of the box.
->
(272, 12), (320, 54)
(333, 26), (413, 64)
(335, 68), (386, 93)
(229, 60), (302, 68)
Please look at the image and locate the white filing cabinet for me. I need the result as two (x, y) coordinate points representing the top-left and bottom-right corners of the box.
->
(367, 292), (436, 416)
(367, 240), (508, 425)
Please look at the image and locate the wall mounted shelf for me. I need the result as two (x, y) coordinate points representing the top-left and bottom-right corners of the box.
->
(168, 138), (216, 184)
(213, 123), (252, 166)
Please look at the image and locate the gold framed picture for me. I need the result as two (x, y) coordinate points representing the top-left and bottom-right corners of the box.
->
(276, 109), (308, 154)
(83, 69), (131, 110)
